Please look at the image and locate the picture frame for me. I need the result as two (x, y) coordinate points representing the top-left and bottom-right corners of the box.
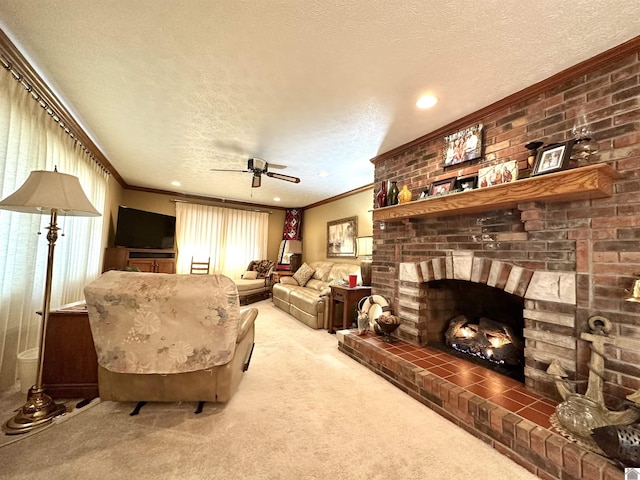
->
(531, 140), (575, 176)
(478, 160), (519, 188)
(327, 216), (358, 258)
(428, 178), (456, 196)
(443, 123), (484, 167)
(455, 175), (478, 192)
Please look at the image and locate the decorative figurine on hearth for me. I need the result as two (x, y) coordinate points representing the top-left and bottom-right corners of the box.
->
(591, 423), (640, 468)
(547, 316), (640, 446)
(357, 295), (392, 334)
(375, 314), (400, 343)
(356, 309), (369, 335)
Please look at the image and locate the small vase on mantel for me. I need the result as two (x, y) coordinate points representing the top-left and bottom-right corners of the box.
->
(375, 180), (387, 208)
(387, 181), (399, 206)
(398, 185), (412, 204)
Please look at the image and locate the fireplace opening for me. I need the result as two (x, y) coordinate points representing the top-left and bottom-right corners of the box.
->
(424, 279), (525, 381)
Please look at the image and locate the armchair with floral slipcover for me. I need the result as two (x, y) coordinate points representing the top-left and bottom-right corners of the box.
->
(84, 270), (257, 413)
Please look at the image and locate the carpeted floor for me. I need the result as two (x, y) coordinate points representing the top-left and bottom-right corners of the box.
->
(0, 300), (539, 480)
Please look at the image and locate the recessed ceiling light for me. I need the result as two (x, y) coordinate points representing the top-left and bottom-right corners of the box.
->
(273, 197), (281, 202)
(317, 171), (329, 177)
(171, 181), (181, 187)
(416, 95), (438, 109)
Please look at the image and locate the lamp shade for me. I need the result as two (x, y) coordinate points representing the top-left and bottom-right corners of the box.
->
(0, 170), (100, 216)
(283, 239), (302, 255)
(357, 236), (373, 257)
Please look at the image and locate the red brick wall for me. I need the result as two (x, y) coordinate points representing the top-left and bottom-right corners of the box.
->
(371, 49), (640, 401)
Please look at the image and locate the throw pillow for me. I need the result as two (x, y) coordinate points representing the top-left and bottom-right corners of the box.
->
(242, 270), (258, 280)
(293, 262), (315, 287)
(254, 260), (273, 278)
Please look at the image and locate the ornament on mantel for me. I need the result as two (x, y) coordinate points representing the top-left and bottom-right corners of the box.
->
(387, 181), (399, 206)
(398, 185), (412, 204)
(525, 141), (544, 169)
(375, 181), (387, 208)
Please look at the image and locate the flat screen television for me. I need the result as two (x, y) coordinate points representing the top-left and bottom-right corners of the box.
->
(114, 206), (176, 249)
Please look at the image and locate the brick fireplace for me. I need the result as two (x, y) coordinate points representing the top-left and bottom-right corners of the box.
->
(397, 251), (577, 399)
(338, 39), (640, 480)
(369, 40), (640, 405)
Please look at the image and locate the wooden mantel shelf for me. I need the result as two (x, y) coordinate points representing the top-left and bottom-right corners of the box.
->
(372, 163), (617, 223)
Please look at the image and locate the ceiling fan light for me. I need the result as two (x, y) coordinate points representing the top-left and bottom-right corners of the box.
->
(251, 173), (261, 188)
(248, 158), (267, 172)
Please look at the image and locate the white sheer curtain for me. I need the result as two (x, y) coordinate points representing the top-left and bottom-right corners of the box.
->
(0, 68), (107, 390)
(175, 202), (268, 279)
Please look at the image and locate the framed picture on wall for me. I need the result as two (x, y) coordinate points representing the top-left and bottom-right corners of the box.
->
(327, 216), (358, 258)
(443, 123), (484, 167)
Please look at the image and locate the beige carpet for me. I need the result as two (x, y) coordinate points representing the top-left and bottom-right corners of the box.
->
(0, 300), (538, 480)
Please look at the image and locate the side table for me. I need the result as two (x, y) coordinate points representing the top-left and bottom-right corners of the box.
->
(41, 301), (99, 400)
(271, 270), (294, 283)
(270, 271), (294, 300)
(328, 285), (372, 334)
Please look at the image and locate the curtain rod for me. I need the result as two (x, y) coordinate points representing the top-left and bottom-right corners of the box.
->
(0, 55), (110, 176)
(171, 198), (273, 214)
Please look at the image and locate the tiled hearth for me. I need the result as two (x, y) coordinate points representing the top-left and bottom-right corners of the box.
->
(337, 330), (624, 480)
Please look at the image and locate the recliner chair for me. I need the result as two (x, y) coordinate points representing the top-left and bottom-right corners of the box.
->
(84, 270), (257, 412)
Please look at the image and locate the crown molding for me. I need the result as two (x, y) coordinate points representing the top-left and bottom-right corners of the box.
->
(372, 35), (640, 164)
(304, 183), (374, 210)
(126, 184), (287, 212)
(0, 28), (126, 185)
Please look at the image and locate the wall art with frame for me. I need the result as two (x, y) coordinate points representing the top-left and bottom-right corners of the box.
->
(327, 216), (358, 258)
(443, 123), (484, 167)
(531, 140), (575, 176)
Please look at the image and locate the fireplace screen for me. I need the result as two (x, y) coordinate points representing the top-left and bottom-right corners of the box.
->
(445, 315), (523, 367)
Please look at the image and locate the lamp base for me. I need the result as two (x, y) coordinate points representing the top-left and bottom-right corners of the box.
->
(289, 253), (302, 273)
(361, 259), (372, 286)
(2, 386), (66, 435)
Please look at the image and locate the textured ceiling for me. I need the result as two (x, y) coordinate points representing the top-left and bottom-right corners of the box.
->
(0, 1), (639, 208)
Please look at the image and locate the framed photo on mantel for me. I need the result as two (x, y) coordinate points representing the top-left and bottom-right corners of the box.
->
(478, 160), (519, 188)
(428, 178), (456, 196)
(531, 140), (575, 176)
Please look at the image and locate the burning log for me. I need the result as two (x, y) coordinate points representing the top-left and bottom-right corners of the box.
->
(445, 315), (523, 366)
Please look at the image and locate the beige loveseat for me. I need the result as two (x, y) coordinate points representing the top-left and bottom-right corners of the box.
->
(272, 261), (360, 329)
(84, 271), (257, 407)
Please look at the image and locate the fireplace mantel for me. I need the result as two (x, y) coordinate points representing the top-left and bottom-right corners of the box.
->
(372, 163), (617, 223)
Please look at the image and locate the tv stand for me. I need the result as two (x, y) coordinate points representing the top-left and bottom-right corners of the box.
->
(103, 247), (176, 273)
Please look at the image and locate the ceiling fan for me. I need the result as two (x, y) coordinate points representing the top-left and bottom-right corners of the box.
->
(210, 158), (301, 188)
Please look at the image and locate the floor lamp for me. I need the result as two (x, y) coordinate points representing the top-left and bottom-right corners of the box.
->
(0, 168), (100, 434)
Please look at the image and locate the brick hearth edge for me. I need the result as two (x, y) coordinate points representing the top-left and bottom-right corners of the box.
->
(336, 330), (623, 480)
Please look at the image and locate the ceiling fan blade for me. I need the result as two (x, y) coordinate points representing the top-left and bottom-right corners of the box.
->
(210, 168), (249, 173)
(268, 163), (287, 170)
(252, 173), (262, 188)
(266, 172), (301, 183)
